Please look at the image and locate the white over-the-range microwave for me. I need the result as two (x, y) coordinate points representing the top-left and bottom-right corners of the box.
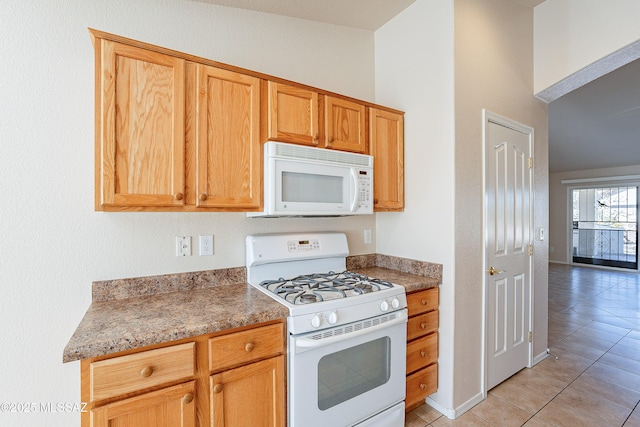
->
(248, 141), (373, 217)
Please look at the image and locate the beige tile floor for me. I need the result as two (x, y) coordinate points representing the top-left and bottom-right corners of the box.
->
(405, 263), (640, 427)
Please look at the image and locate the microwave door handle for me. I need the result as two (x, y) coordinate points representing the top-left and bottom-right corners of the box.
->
(349, 168), (359, 212)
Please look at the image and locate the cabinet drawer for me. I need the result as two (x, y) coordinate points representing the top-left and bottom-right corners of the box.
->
(407, 310), (438, 341)
(406, 363), (438, 410)
(209, 323), (284, 372)
(407, 288), (438, 316)
(406, 333), (437, 374)
(90, 342), (195, 402)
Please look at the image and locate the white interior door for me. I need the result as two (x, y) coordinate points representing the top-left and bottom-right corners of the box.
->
(484, 111), (533, 391)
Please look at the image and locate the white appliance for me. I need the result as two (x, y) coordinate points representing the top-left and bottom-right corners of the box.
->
(246, 233), (407, 427)
(247, 141), (373, 217)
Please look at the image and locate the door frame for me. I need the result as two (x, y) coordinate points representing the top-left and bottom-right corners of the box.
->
(481, 109), (535, 397)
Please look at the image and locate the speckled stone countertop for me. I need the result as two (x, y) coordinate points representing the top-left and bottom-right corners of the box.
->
(64, 254), (441, 363)
(353, 267), (439, 293)
(63, 283), (288, 363)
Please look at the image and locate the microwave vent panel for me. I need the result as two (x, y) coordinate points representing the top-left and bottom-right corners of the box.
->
(273, 142), (372, 168)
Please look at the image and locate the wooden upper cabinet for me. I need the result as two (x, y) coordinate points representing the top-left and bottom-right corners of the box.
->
(265, 81), (319, 146)
(369, 107), (404, 211)
(97, 39), (185, 209)
(195, 65), (261, 210)
(325, 96), (367, 153)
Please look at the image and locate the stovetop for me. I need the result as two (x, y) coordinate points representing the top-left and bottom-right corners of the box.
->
(259, 271), (394, 305)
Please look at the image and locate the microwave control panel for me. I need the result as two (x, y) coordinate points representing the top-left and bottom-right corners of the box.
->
(357, 170), (372, 209)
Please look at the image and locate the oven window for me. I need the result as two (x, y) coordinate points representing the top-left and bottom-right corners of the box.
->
(317, 337), (391, 410)
(282, 172), (343, 203)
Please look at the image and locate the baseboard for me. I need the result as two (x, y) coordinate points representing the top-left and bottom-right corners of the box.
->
(549, 260), (569, 265)
(426, 391), (484, 420)
(532, 349), (549, 365)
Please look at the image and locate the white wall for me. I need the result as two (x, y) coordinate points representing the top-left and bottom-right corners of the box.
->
(454, 0), (549, 414)
(549, 165), (640, 264)
(0, 1), (379, 425)
(375, 0), (456, 412)
(534, 0), (640, 94)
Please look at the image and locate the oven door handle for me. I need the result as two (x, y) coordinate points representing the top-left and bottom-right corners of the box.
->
(294, 309), (407, 349)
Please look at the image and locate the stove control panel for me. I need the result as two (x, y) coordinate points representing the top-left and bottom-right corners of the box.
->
(287, 239), (321, 252)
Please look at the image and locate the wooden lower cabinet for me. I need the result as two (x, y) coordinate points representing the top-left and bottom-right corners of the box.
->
(80, 321), (285, 427)
(210, 356), (284, 427)
(405, 288), (439, 412)
(91, 381), (196, 427)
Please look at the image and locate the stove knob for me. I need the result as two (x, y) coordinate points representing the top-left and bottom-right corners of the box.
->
(311, 314), (322, 328)
(391, 297), (400, 309)
(328, 311), (338, 325)
(380, 300), (389, 312)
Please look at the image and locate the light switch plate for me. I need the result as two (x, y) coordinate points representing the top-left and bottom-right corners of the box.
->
(176, 236), (191, 256)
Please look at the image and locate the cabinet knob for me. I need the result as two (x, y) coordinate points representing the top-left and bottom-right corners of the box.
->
(420, 322), (427, 329)
(421, 351), (426, 358)
(419, 383), (427, 391)
(328, 136), (335, 143)
(421, 299), (428, 305)
(199, 193), (208, 201)
(174, 192), (184, 201)
(245, 342), (255, 352)
(182, 393), (194, 405)
(140, 366), (153, 378)
(313, 134), (319, 142)
(213, 384), (223, 393)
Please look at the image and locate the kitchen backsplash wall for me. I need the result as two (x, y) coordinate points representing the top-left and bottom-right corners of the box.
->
(92, 254), (443, 303)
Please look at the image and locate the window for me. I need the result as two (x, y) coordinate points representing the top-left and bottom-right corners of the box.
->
(572, 186), (638, 269)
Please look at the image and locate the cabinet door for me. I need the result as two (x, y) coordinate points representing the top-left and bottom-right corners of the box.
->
(325, 96), (366, 153)
(98, 40), (185, 209)
(210, 356), (284, 427)
(196, 65), (261, 209)
(369, 108), (404, 211)
(91, 381), (195, 427)
(266, 81), (319, 146)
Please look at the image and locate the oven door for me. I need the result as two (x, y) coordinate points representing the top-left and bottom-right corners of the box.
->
(288, 309), (407, 427)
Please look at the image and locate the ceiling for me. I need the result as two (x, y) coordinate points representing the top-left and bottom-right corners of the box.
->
(192, 0), (417, 31)
(193, 0), (637, 174)
(549, 58), (640, 173)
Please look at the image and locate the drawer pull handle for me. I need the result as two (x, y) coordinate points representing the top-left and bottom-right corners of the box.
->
(213, 384), (223, 393)
(419, 383), (427, 390)
(245, 342), (255, 352)
(421, 322), (427, 329)
(140, 366), (154, 378)
(182, 393), (194, 404)
(421, 299), (428, 305)
(421, 351), (426, 358)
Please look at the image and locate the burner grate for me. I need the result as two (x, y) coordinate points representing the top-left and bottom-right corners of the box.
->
(259, 271), (393, 305)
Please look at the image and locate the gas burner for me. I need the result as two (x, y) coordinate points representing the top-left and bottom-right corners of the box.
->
(354, 283), (374, 293)
(298, 294), (320, 304)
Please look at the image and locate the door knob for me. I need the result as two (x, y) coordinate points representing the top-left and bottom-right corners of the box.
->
(487, 266), (506, 276)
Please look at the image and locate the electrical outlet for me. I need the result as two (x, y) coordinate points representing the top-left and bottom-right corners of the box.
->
(364, 229), (372, 244)
(176, 236), (191, 257)
(199, 235), (213, 256)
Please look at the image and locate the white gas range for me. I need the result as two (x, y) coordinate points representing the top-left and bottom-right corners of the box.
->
(246, 232), (407, 427)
